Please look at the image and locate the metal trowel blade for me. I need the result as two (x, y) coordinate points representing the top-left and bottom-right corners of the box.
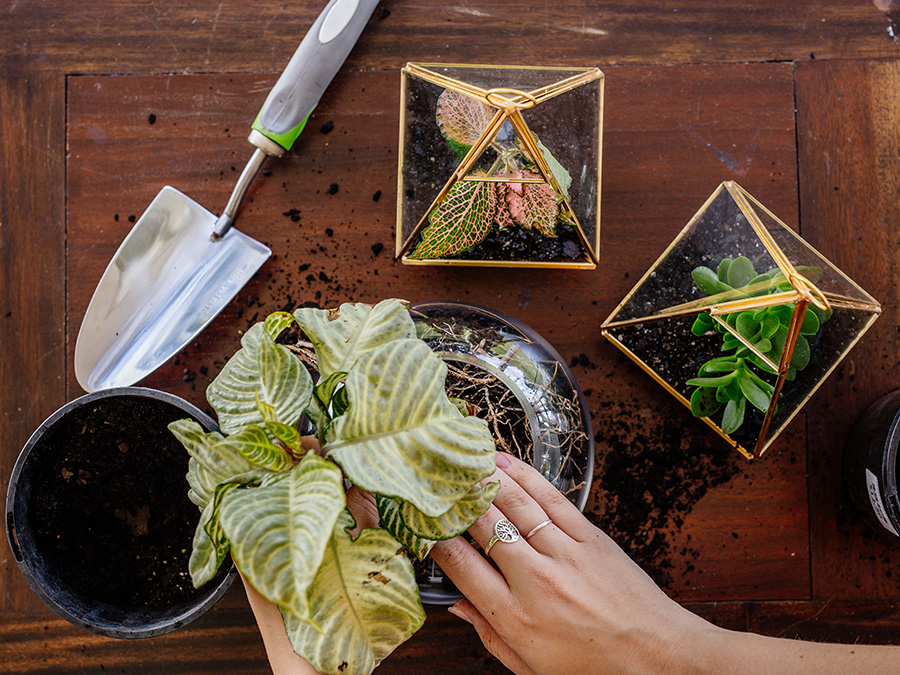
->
(74, 186), (271, 392)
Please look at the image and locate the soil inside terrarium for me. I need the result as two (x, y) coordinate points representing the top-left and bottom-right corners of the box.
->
(27, 397), (215, 609)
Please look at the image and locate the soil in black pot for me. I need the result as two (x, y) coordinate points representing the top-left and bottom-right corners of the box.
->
(27, 396), (214, 609)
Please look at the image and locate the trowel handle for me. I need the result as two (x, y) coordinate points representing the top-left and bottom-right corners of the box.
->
(250, 0), (380, 155)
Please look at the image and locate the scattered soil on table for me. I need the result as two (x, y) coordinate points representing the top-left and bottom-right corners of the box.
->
(27, 397), (214, 608)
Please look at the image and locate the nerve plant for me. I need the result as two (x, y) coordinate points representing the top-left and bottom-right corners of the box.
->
(687, 256), (830, 434)
(168, 299), (497, 675)
(409, 88), (573, 259)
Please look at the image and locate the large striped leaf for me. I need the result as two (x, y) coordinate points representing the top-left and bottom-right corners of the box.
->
(293, 299), (415, 381)
(376, 495), (437, 561)
(213, 424), (294, 472)
(189, 482), (238, 587)
(220, 453), (345, 623)
(399, 480), (499, 540)
(207, 322), (313, 435)
(282, 510), (425, 675)
(168, 418), (268, 510)
(326, 339), (496, 517)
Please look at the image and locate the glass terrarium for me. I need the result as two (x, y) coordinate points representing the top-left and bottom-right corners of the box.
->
(601, 181), (881, 460)
(409, 301), (594, 602)
(396, 63), (603, 269)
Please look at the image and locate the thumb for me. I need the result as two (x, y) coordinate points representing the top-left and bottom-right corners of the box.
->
(448, 600), (537, 675)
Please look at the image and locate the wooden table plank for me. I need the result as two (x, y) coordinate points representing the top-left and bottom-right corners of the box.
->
(796, 58), (900, 601)
(0, 74), (67, 616)
(2, 1), (900, 78)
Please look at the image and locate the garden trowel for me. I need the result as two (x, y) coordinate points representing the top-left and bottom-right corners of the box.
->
(75, 0), (379, 392)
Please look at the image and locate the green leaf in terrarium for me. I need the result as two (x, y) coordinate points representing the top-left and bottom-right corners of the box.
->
(207, 323), (313, 435)
(726, 256), (756, 288)
(527, 133), (572, 198)
(737, 371), (771, 413)
(760, 315), (780, 339)
(717, 258), (732, 283)
(691, 266), (721, 296)
(753, 337), (772, 353)
(214, 424), (294, 472)
(800, 309), (820, 335)
(736, 312), (758, 339)
(690, 386), (720, 417)
(715, 386), (731, 404)
(168, 418), (269, 510)
(692, 312), (715, 336)
(326, 339), (496, 517)
(397, 480), (500, 540)
(721, 397), (746, 435)
(190, 482), (238, 588)
(281, 510), (425, 675)
(503, 169), (559, 237)
(410, 177), (497, 259)
(686, 371), (738, 388)
(220, 452), (345, 624)
(294, 299), (416, 382)
(699, 357), (738, 374)
(435, 89), (493, 149)
(791, 334), (811, 370)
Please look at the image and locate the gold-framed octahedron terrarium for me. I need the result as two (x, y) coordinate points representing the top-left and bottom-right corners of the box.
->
(601, 182), (881, 460)
(396, 63), (603, 268)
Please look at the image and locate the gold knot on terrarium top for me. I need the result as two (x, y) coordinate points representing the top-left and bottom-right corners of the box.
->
(484, 88), (538, 111)
(789, 272), (831, 312)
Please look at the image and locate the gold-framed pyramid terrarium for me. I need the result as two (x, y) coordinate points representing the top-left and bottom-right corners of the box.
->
(396, 63), (603, 268)
(601, 181), (881, 460)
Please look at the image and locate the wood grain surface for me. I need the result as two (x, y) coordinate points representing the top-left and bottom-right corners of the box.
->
(4, 1), (900, 673)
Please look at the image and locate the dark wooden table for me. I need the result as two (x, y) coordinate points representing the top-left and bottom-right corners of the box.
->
(4, 2), (900, 672)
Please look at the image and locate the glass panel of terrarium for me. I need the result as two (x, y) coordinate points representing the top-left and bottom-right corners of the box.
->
(407, 112), (591, 263)
(605, 183), (783, 324)
(759, 305), (881, 455)
(420, 65), (590, 93)
(737, 187), (879, 306)
(400, 74), (464, 246)
(519, 80), (602, 256)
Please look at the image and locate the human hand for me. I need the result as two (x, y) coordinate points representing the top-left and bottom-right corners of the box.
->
(430, 452), (722, 675)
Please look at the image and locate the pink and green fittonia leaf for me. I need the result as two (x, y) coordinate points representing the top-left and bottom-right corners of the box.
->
(502, 169), (560, 238)
(435, 89), (493, 155)
(409, 175), (497, 259)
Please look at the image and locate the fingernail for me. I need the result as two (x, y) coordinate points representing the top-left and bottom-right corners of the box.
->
(495, 452), (511, 469)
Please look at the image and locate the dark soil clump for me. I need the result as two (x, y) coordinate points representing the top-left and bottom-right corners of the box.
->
(27, 397), (211, 608)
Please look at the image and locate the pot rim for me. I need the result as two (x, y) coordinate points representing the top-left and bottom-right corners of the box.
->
(5, 386), (236, 639)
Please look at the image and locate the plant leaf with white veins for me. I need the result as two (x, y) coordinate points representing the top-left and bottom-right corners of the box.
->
(189, 482), (238, 587)
(219, 453), (345, 623)
(169, 418), (268, 510)
(213, 424), (294, 472)
(435, 88), (493, 148)
(207, 322), (313, 435)
(376, 495), (436, 561)
(410, 177), (497, 259)
(326, 339), (496, 517)
(399, 480), (499, 540)
(282, 510), (425, 675)
(293, 299), (416, 381)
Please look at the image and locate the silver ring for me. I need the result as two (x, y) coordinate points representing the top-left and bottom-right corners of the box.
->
(484, 518), (520, 557)
(524, 519), (552, 540)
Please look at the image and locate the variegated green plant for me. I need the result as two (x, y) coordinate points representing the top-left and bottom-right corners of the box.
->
(409, 89), (573, 260)
(168, 299), (497, 675)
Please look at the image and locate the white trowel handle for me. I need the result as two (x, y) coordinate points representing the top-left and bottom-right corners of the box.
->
(250, 0), (381, 156)
(212, 0), (379, 240)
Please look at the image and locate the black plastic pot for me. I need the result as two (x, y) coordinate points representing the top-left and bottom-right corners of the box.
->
(844, 389), (900, 540)
(6, 387), (236, 638)
(410, 302), (595, 603)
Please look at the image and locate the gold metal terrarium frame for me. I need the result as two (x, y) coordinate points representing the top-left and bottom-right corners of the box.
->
(601, 181), (881, 460)
(396, 63), (603, 269)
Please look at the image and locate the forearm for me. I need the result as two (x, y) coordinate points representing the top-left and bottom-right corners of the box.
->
(697, 627), (900, 674)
